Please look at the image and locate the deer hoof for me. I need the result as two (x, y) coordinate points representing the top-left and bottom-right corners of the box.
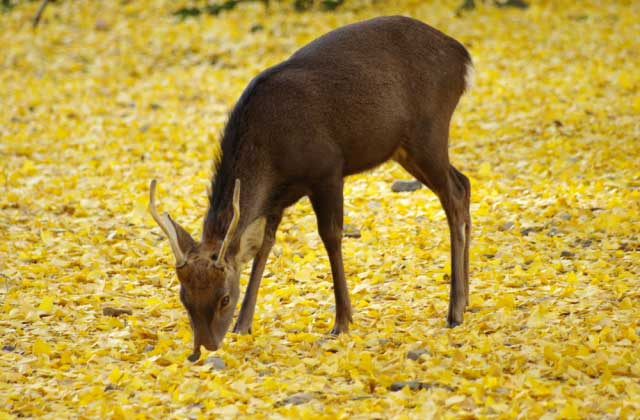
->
(447, 306), (464, 328)
(329, 323), (349, 335)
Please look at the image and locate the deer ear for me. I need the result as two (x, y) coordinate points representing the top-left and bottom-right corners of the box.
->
(166, 215), (197, 257)
(234, 217), (266, 266)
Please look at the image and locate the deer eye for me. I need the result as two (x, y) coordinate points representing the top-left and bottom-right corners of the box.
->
(220, 295), (230, 308)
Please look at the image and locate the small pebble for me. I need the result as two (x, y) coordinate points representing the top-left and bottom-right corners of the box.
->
(560, 250), (575, 258)
(351, 396), (373, 401)
(498, 0), (529, 9)
(406, 349), (430, 361)
(389, 381), (455, 392)
(367, 200), (382, 210)
(391, 180), (422, 192)
(343, 224), (361, 238)
(205, 356), (226, 370)
(2, 345), (15, 352)
(94, 19), (109, 31)
(102, 307), (133, 317)
(520, 227), (541, 236)
(389, 380), (424, 391)
(500, 221), (515, 231)
(275, 392), (314, 407)
(415, 215), (428, 223)
(547, 228), (560, 237)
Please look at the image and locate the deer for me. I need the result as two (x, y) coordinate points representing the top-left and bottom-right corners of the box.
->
(149, 16), (473, 362)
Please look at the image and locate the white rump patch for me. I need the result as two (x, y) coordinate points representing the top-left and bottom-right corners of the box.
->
(463, 62), (475, 94)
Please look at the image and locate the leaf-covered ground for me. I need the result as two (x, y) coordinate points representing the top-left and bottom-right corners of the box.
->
(1, 0), (639, 418)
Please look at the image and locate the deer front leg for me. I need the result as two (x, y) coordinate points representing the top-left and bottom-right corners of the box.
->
(233, 212), (282, 334)
(310, 179), (353, 335)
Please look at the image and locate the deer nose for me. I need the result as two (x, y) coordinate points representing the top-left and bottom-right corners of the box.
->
(195, 329), (219, 352)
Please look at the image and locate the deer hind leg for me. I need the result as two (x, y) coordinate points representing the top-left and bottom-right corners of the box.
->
(450, 166), (471, 306)
(310, 177), (353, 335)
(394, 131), (471, 327)
(439, 166), (470, 326)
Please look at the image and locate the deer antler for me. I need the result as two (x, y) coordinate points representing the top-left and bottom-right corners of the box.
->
(216, 179), (241, 267)
(149, 180), (187, 267)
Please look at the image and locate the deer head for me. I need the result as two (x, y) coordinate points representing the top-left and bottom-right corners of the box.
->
(148, 179), (265, 361)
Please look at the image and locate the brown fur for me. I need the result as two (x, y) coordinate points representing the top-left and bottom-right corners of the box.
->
(160, 16), (473, 360)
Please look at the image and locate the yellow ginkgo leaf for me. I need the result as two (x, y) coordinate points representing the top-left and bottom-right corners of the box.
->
(32, 339), (52, 356)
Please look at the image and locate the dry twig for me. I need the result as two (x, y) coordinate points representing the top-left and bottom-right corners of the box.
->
(32, 0), (50, 28)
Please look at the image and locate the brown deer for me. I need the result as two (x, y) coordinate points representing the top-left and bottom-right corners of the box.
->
(149, 16), (473, 361)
